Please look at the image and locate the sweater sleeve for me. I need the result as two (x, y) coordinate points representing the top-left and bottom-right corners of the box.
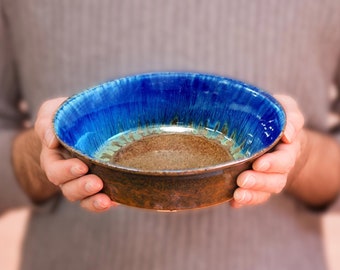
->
(331, 61), (340, 141)
(0, 4), (31, 214)
(327, 57), (340, 212)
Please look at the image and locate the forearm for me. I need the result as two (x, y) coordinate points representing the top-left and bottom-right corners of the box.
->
(12, 128), (60, 204)
(286, 129), (340, 208)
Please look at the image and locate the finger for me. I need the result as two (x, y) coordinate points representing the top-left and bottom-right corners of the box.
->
(34, 97), (68, 148)
(40, 146), (88, 186)
(282, 114), (304, 144)
(229, 199), (244, 208)
(233, 188), (271, 206)
(80, 193), (119, 212)
(274, 95), (304, 143)
(252, 141), (299, 173)
(237, 170), (287, 194)
(59, 174), (103, 202)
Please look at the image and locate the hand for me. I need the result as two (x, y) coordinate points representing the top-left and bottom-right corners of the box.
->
(34, 98), (118, 212)
(230, 94), (305, 208)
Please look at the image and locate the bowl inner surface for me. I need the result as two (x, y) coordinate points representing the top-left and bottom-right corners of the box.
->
(107, 132), (233, 170)
(54, 72), (286, 172)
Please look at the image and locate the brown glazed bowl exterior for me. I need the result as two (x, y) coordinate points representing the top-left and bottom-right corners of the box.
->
(68, 150), (252, 211)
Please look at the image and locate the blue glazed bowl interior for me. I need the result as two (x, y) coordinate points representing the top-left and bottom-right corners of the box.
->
(54, 72), (286, 171)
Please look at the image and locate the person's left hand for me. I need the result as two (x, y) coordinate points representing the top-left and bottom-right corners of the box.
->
(230, 94), (305, 208)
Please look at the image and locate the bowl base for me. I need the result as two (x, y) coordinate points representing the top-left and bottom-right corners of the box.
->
(110, 133), (233, 170)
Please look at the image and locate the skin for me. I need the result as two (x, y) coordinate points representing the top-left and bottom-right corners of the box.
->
(12, 95), (340, 212)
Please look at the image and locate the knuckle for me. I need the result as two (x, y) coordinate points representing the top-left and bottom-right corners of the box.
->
(273, 187), (282, 194)
(276, 146), (296, 173)
(63, 178), (90, 203)
(40, 100), (52, 113)
(285, 152), (296, 172)
(297, 113), (305, 129)
(290, 112), (305, 130)
(45, 170), (60, 186)
(60, 185), (77, 202)
(34, 118), (50, 140)
(252, 191), (270, 205)
(80, 199), (96, 212)
(43, 164), (63, 186)
(273, 176), (287, 194)
(275, 94), (298, 109)
(66, 196), (77, 202)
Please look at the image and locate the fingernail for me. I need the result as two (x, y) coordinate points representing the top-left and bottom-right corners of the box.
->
(254, 161), (270, 171)
(93, 199), (110, 209)
(231, 201), (243, 209)
(71, 165), (87, 176)
(44, 128), (56, 147)
(85, 181), (100, 193)
(242, 175), (256, 188)
(93, 200), (102, 209)
(234, 189), (251, 203)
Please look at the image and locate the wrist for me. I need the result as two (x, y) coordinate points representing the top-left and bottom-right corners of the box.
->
(285, 129), (309, 187)
(12, 128), (60, 204)
(285, 128), (340, 207)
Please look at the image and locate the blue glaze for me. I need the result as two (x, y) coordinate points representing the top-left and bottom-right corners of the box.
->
(54, 72), (286, 165)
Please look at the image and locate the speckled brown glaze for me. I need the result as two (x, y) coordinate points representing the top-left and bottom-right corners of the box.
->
(111, 133), (233, 170)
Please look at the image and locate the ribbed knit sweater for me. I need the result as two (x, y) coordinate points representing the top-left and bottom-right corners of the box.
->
(1, 1), (340, 269)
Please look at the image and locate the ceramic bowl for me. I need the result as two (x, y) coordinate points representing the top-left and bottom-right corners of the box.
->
(53, 72), (286, 211)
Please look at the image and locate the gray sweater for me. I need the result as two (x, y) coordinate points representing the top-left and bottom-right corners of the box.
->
(1, 0), (340, 269)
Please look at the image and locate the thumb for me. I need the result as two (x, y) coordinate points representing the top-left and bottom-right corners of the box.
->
(34, 97), (68, 148)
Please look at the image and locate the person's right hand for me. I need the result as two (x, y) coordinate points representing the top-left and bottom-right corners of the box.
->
(230, 94), (305, 208)
(34, 98), (118, 212)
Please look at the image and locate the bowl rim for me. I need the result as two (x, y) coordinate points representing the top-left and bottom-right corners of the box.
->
(53, 71), (287, 176)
